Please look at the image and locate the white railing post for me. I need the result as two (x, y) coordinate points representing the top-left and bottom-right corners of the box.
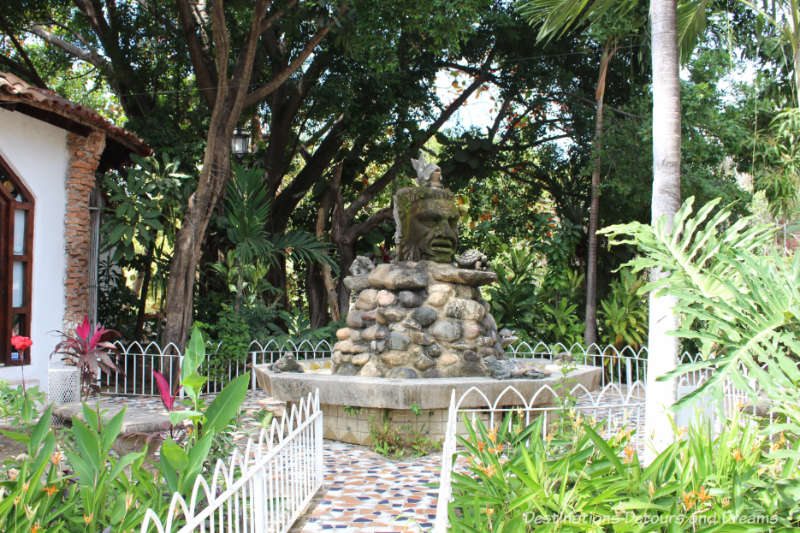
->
(252, 351), (258, 391)
(625, 357), (632, 388)
(178, 353), (185, 399)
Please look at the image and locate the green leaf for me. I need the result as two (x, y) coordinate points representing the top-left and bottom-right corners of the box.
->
(203, 372), (250, 435)
(101, 407), (126, 455)
(169, 410), (203, 426)
(182, 326), (205, 382)
(160, 438), (189, 473)
(29, 405), (53, 453)
(180, 372), (207, 393)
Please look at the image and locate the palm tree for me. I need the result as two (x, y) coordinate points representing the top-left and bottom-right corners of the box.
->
(517, 0), (682, 452)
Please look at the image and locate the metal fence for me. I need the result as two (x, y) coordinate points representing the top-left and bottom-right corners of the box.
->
(433, 382), (647, 532)
(139, 390), (323, 533)
(101, 339), (656, 397)
(101, 339), (333, 396)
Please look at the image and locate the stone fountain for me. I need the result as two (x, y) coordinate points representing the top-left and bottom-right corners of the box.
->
(254, 153), (601, 445)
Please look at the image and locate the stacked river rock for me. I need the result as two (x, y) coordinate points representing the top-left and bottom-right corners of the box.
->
(333, 260), (502, 378)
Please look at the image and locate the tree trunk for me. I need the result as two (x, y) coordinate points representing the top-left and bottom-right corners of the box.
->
(306, 264), (331, 328)
(162, 123), (234, 348)
(645, 0), (682, 457)
(134, 240), (156, 340)
(584, 40), (617, 347)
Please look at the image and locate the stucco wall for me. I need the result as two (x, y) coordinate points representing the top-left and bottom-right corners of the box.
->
(0, 107), (69, 390)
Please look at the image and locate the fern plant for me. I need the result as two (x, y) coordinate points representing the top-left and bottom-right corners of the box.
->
(599, 197), (800, 465)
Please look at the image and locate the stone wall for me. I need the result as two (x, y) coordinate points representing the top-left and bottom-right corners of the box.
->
(64, 131), (105, 328)
(333, 261), (504, 378)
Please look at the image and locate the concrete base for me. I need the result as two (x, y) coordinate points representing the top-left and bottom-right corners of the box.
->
(255, 359), (602, 446)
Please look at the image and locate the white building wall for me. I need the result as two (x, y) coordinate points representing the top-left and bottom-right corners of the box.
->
(0, 107), (69, 390)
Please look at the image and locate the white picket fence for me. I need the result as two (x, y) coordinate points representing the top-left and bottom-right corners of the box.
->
(433, 382), (647, 532)
(102, 339), (333, 396)
(140, 390), (323, 533)
(101, 340), (656, 397)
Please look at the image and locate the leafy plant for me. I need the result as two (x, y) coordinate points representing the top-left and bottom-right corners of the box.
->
(156, 326), (250, 496)
(0, 406), (71, 533)
(368, 412), (440, 459)
(597, 267), (648, 349)
(63, 404), (156, 532)
(51, 316), (121, 399)
(196, 304), (251, 381)
(450, 411), (800, 531)
(486, 246), (539, 337)
(0, 379), (45, 427)
(599, 196), (800, 460)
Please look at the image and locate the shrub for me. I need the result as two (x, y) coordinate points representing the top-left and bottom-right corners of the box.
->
(450, 412), (800, 531)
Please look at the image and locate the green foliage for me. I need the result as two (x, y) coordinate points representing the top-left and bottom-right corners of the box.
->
(197, 304), (251, 381)
(601, 197), (800, 464)
(486, 240), (584, 345)
(598, 268), (648, 349)
(64, 404), (160, 531)
(0, 403), (162, 533)
(102, 155), (189, 263)
(368, 412), (440, 459)
(158, 326), (251, 496)
(450, 411), (800, 531)
(0, 380), (45, 427)
(753, 107), (800, 222)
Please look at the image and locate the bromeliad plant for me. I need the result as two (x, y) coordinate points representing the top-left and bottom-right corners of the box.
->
(154, 325), (250, 496)
(51, 315), (121, 399)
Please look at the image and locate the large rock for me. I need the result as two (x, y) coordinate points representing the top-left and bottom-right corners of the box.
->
(334, 260), (515, 378)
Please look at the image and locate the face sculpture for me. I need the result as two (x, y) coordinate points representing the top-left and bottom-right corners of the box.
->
(396, 191), (459, 263)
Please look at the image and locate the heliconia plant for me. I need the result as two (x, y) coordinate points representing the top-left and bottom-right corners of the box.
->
(51, 315), (120, 399)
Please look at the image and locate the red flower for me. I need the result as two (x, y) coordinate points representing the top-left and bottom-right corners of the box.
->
(11, 336), (32, 351)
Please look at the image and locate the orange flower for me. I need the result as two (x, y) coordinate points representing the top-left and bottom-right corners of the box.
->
(42, 485), (58, 497)
(732, 448), (743, 462)
(696, 486), (712, 504)
(51, 451), (63, 465)
(476, 441), (485, 452)
(83, 513), (93, 525)
(488, 427), (497, 444)
(486, 506), (495, 516)
(30, 523), (41, 533)
(623, 445), (634, 463)
(682, 492), (695, 511)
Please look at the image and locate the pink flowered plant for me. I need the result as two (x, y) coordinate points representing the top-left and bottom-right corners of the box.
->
(51, 316), (120, 399)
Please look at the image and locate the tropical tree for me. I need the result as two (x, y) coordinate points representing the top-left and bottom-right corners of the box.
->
(514, 0), (683, 452)
(517, 0), (647, 346)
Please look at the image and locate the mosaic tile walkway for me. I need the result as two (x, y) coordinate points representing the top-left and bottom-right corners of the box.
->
(291, 441), (441, 533)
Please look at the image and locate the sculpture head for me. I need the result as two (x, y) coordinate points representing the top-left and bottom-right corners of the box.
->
(394, 187), (459, 263)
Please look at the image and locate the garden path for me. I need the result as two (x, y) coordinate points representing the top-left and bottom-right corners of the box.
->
(93, 391), (444, 532)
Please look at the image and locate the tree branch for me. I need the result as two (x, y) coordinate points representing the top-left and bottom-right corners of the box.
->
(0, 15), (46, 87)
(259, 0), (296, 33)
(346, 207), (393, 241)
(244, 25), (331, 107)
(344, 68), (491, 219)
(29, 25), (110, 70)
(176, 0), (218, 107)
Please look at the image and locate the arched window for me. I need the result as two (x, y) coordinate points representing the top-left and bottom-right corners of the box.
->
(0, 155), (33, 366)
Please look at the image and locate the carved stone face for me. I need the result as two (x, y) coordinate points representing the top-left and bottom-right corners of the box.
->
(401, 197), (459, 263)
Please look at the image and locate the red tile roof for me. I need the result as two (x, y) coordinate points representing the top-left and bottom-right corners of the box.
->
(0, 71), (151, 166)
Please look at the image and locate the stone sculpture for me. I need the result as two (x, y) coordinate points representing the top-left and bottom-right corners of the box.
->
(333, 152), (520, 379)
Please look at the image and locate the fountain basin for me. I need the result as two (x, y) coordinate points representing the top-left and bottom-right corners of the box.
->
(254, 359), (602, 445)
